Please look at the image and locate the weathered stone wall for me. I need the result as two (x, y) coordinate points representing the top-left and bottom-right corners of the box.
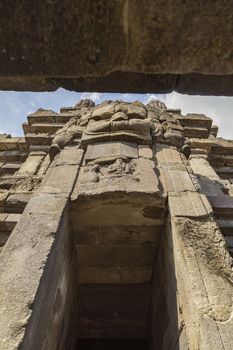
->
(0, 147), (83, 349)
(0, 99), (233, 349)
(0, 2), (233, 94)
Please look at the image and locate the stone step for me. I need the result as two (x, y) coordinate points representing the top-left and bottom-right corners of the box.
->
(175, 113), (212, 130)
(210, 154), (233, 167)
(28, 144), (51, 153)
(27, 112), (74, 126)
(56, 112), (75, 123)
(183, 126), (209, 139)
(27, 112), (57, 125)
(217, 219), (233, 236)
(0, 151), (27, 162)
(0, 162), (22, 174)
(60, 106), (76, 113)
(208, 196), (233, 218)
(0, 138), (21, 151)
(5, 193), (32, 213)
(23, 122), (65, 134)
(0, 212), (21, 232)
(214, 166), (233, 179)
(25, 133), (53, 146)
(211, 139), (233, 155)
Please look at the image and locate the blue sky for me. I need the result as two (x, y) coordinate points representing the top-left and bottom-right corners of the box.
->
(0, 89), (233, 139)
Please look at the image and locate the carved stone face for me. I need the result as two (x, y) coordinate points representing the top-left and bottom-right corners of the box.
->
(81, 101), (154, 145)
(146, 99), (167, 111)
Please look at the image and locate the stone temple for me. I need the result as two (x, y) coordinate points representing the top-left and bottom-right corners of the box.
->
(0, 99), (233, 350)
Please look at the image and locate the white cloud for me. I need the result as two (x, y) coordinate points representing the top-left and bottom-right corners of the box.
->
(164, 92), (233, 139)
(145, 93), (167, 105)
(80, 92), (101, 103)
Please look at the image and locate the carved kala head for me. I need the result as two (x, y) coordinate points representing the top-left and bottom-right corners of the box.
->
(146, 99), (167, 111)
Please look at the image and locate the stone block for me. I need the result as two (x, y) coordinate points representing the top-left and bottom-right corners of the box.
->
(24, 122), (65, 134)
(217, 219), (233, 236)
(211, 139), (233, 155)
(169, 191), (212, 218)
(208, 196), (233, 217)
(155, 145), (184, 164)
(25, 133), (53, 146)
(0, 150), (27, 162)
(215, 166), (233, 179)
(0, 190), (9, 207)
(138, 145), (153, 159)
(189, 157), (224, 197)
(182, 113), (212, 130)
(29, 144), (50, 153)
(85, 141), (138, 163)
(28, 112), (57, 125)
(76, 244), (156, 267)
(78, 266), (152, 284)
(0, 138), (20, 151)
(0, 231), (10, 246)
(24, 193), (68, 215)
(17, 138), (27, 151)
(5, 192), (32, 213)
(74, 225), (163, 246)
(18, 153), (45, 175)
(183, 126), (209, 139)
(40, 165), (79, 195)
(0, 213), (7, 230)
(53, 147), (83, 166)
(92, 103), (115, 119)
(99, 225), (162, 245)
(190, 138), (213, 155)
(5, 213), (21, 232)
(1, 162), (22, 174)
(159, 164), (196, 193)
(55, 113), (74, 123)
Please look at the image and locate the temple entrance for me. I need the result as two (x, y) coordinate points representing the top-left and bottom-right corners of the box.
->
(76, 338), (149, 349)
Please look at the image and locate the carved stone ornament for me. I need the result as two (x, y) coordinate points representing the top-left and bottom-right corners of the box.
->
(49, 98), (190, 159)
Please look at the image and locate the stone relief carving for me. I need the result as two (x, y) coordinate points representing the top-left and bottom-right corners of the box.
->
(146, 99), (190, 156)
(83, 158), (136, 183)
(49, 98), (190, 159)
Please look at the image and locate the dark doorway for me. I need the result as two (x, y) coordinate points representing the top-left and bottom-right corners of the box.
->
(76, 338), (149, 349)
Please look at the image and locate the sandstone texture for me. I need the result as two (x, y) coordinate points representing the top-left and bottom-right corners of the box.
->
(0, 2), (233, 94)
(0, 99), (232, 349)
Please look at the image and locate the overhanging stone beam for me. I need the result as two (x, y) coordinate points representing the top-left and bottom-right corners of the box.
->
(0, 1), (233, 94)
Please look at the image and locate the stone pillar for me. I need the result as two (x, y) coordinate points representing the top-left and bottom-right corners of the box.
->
(0, 146), (83, 350)
(153, 144), (233, 349)
(168, 192), (233, 350)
